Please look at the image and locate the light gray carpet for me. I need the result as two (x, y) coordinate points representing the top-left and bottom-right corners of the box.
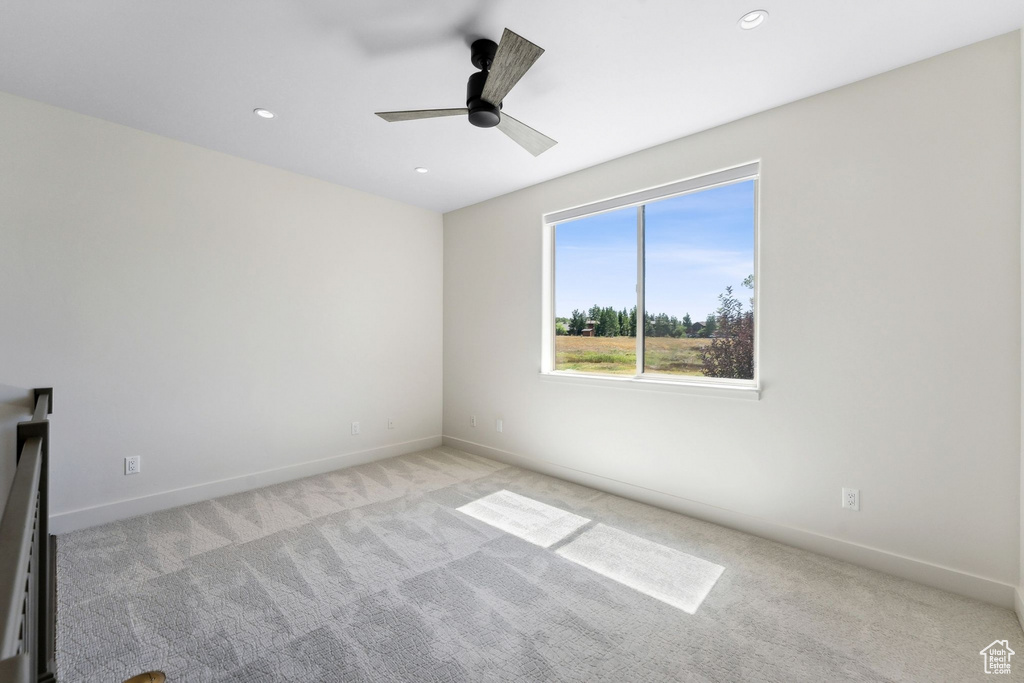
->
(57, 447), (1022, 682)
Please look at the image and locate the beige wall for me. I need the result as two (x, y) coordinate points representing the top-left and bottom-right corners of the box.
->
(0, 92), (443, 529)
(443, 33), (1021, 603)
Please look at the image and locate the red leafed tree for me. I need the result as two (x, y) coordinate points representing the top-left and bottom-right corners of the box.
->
(699, 277), (754, 380)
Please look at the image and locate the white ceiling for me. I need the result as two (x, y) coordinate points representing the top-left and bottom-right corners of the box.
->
(2, 1), (1022, 213)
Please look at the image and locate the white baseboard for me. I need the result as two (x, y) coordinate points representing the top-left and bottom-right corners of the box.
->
(443, 435), (1016, 609)
(50, 435), (443, 534)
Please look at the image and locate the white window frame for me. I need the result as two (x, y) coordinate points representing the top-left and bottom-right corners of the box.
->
(541, 162), (760, 398)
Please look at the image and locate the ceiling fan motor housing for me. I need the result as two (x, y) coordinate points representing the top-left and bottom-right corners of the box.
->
(466, 71), (500, 128)
(467, 38), (500, 128)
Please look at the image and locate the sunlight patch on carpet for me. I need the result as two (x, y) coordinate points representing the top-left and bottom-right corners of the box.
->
(456, 490), (590, 548)
(556, 523), (724, 614)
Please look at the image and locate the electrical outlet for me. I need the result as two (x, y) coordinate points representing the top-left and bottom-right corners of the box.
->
(387, 417), (394, 430)
(471, 415), (477, 427)
(125, 456), (141, 475)
(496, 418), (503, 433)
(351, 421), (360, 435)
(842, 488), (860, 511)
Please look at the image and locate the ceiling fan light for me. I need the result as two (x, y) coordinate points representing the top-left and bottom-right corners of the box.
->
(253, 108), (275, 119)
(739, 10), (768, 30)
(415, 167), (429, 174)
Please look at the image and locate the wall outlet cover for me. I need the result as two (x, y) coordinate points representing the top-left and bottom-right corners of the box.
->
(125, 456), (141, 475)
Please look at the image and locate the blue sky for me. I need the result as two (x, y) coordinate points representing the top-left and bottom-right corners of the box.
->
(555, 180), (755, 322)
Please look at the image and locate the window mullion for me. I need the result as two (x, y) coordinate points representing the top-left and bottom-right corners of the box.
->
(636, 205), (645, 377)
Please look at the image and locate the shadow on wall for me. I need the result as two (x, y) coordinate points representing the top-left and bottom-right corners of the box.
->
(0, 384), (34, 511)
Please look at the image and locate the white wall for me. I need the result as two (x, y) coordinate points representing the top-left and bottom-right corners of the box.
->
(0, 384), (34, 513)
(0, 92), (443, 531)
(1018, 27), (1024, 626)
(444, 33), (1021, 605)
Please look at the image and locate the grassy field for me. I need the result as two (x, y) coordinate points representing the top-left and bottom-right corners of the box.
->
(554, 336), (711, 376)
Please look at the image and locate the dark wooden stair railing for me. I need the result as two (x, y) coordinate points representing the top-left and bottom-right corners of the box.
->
(0, 388), (55, 683)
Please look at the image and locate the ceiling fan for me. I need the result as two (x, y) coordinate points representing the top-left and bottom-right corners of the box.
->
(375, 28), (556, 157)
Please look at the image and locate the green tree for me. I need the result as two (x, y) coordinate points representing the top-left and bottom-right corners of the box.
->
(568, 309), (586, 335)
(700, 314), (717, 337)
(682, 313), (692, 335)
(655, 313), (673, 337)
(592, 306), (605, 336)
(600, 307), (619, 337)
(555, 321), (568, 335)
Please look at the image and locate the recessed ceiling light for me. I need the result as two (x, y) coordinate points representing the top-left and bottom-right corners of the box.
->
(414, 167), (429, 174)
(738, 10), (768, 30)
(253, 108), (275, 119)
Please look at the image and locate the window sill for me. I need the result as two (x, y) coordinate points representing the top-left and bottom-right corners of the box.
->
(539, 371), (760, 400)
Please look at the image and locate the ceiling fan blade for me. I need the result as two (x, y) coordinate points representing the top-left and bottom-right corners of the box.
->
(375, 108), (467, 122)
(495, 112), (557, 156)
(481, 28), (544, 106)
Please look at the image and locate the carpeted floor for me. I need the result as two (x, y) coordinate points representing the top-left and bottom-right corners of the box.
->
(57, 447), (1021, 682)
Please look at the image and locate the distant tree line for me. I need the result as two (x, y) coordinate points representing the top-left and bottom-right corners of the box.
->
(555, 306), (717, 338)
(562, 306), (638, 337)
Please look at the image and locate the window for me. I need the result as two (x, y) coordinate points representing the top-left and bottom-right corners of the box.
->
(546, 163), (758, 387)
